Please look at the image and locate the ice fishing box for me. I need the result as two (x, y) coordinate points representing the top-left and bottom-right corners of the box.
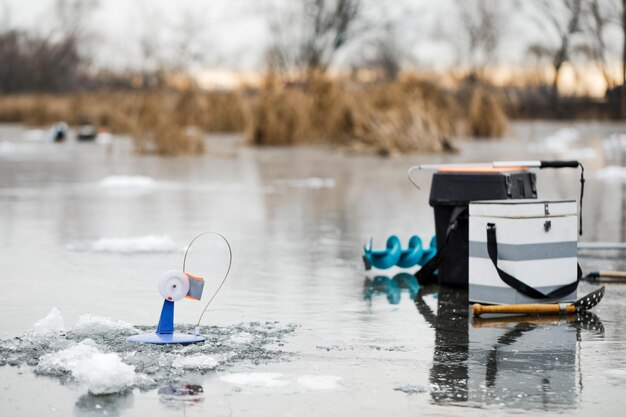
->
(425, 170), (537, 287)
(468, 199), (578, 305)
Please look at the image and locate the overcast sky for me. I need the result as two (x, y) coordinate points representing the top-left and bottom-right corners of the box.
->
(1, 0), (622, 75)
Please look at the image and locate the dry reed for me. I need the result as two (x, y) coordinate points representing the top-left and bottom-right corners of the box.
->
(466, 87), (508, 138)
(247, 74), (461, 155)
(0, 76), (508, 156)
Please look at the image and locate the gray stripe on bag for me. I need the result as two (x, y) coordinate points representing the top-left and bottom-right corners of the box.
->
(469, 241), (577, 261)
(469, 284), (577, 305)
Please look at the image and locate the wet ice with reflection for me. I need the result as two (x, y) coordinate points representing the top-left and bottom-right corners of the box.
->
(414, 284), (605, 410)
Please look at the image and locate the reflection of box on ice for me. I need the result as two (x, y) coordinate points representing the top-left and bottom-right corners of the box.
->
(467, 319), (576, 410)
(469, 200), (578, 305)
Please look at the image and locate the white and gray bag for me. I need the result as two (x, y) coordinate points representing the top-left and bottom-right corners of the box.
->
(468, 199), (580, 305)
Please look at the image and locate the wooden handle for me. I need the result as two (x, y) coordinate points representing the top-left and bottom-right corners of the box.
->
(598, 271), (626, 279)
(472, 303), (575, 316)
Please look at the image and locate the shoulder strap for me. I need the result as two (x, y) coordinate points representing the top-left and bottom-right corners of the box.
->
(416, 206), (466, 285)
(486, 223), (580, 299)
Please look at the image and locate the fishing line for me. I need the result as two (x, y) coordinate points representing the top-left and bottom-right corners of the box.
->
(182, 231), (233, 334)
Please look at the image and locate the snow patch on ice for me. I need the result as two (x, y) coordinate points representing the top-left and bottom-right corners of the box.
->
(27, 308), (65, 337)
(98, 175), (157, 188)
(596, 166), (626, 182)
(67, 235), (178, 254)
(172, 354), (220, 370)
(297, 375), (342, 390)
(36, 339), (136, 395)
(220, 372), (289, 387)
(72, 314), (137, 337)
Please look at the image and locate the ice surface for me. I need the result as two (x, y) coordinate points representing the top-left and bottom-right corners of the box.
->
(0, 141), (37, 154)
(603, 134), (626, 159)
(273, 177), (336, 189)
(0, 310), (295, 395)
(531, 127), (583, 155)
(220, 372), (289, 387)
(67, 235), (178, 254)
(596, 166), (626, 182)
(545, 127), (580, 147)
(605, 369), (626, 380)
(98, 175), (157, 188)
(95, 132), (113, 145)
(297, 375), (342, 390)
(28, 307), (65, 337)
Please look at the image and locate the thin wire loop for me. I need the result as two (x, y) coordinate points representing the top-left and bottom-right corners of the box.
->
(182, 232), (233, 329)
(407, 166), (421, 190)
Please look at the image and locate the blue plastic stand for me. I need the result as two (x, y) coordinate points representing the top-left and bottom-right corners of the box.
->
(127, 300), (205, 345)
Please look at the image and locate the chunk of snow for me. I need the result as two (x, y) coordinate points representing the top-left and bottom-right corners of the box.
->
(37, 340), (135, 395)
(72, 352), (135, 395)
(28, 308), (65, 337)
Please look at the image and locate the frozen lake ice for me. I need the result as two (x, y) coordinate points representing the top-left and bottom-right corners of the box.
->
(1, 121), (626, 416)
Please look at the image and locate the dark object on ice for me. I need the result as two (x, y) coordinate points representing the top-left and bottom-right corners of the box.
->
(419, 170), (537, 287)
(472, 286), (605, 316)
(76, 125), (97, 141)
(158, 383), (204, 397)
(50, 122), (67, 142)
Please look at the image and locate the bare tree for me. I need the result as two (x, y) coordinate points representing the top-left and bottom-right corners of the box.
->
(133, 1), (215, 86)
(454, 0), (505, 76)
(53, 0), (99, 41)
(353, 23), (404, 81)
(266, 0), (362, 78)
(527, 0), (584, 107)
(577, 0), (620, 89)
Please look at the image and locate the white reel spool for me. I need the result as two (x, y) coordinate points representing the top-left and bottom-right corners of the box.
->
(159, 270), (190, 302)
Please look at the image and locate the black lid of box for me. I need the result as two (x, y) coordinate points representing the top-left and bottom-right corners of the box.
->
(429, 171), (537, 206)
